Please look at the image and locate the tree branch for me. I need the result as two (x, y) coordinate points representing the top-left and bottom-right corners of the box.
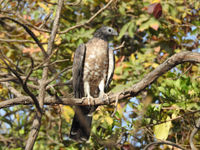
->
(25, 0), (64, 149)
(143, 140), (186, 150)
(1, 82), (23, 97)
(0, 38), (36, 43)
(60, 0), (114, 34)
(0, 51), (41, 112)
(0, 16), (47, 57)
(0, 51), (199, 109)
(190, 117), (200, 150)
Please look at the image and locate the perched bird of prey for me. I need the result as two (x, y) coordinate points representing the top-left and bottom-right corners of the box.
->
(70, 26), (118, 141)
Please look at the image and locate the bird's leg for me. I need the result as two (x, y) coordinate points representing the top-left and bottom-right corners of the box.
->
(99, 80), (109, 103)
(84, 81), (93, 105)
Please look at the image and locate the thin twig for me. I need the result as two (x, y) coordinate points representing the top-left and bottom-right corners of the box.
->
(111, 94), (119, 117)
(0, 52), (41, 113)
(0, 50), (23, 73)
(39, 11), (52, 29)
(1, 82), (23, 97)
(46, 79), (72, 90)
(113, 41), (125, 51)
(0, 16), (48, 57)
(45, 66), (72, 85)
(0, 38), (35, 43)
(146, 109), (200, 127)
(175, 63), (193, 80)
(65, 0), (82, 6)
(143, 140), (186, 150)
(58, 105), (63, 142)
(48, 59), (69, 66)
(33, 49), (58, 70)
(60, 0), (114, 34)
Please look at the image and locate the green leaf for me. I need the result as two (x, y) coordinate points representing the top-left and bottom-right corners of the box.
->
(118, 22), (131, 39)
(128, 21), (135, 38)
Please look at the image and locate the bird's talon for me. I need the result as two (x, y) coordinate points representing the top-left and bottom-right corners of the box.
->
(86, 96), (93, 106)
(100, 93), (109, 103)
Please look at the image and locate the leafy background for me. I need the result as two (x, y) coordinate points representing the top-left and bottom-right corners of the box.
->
(0, 0), (200, 149)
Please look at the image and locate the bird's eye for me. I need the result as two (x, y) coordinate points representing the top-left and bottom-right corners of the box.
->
(108, 28), (112, 32)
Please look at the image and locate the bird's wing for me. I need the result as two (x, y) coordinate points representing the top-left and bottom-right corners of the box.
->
(105, 49), (115, 92)
(72, 43), (86, 98)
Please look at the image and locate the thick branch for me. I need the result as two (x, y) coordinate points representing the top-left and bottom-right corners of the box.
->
(25, 0), (63, 150)
(1, 51), (199, 108)
(190, 117), (200, 150)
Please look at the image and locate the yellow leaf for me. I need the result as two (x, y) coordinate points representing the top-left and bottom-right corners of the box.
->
(130, 54), (135, 63)
(175, 49), (181, 53)
(16, 113), (20, 123)
(152, 63), (159, 68)
(83, 0), (89, 5)
(93, 106), (113, 126)
(38, 2), (50, 13)
(93, 113), (99, 120)
(172, 112), (177, 119)
(41, 33), (49, 43)
(154, 116), (172, 140)
(43, 44), (48, 51)
(62, 106), (74, 123)
(144, 62), (151, 68)
(168, 16), (182, 24)
(55, 35), (61, 45)
(151, 0), (160, 3)
(102, 116), (113, 126)
(117, 104), (123, 116)
(191, 66), (198, 72)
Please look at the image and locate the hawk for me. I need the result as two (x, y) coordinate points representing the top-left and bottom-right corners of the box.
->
(70, 26), (118, 141)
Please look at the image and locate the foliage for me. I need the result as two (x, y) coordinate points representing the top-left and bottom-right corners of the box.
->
(0, 0), (199, 149)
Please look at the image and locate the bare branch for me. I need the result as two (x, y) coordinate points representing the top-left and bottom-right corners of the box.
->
(1, 82), (23, 97)
(39, 11), (52, 29)
(46, 79), (72, 90)
(0, 38), (35, 43)
(113, 41), (125, 51)
(190, 117), (200, 150)
(143, 140), (186, 150)
(48, 59), (69, 66)
(33, 49), (58, 70)
(0, 75), (38, 83)
(65, 0), (82, 6)
(0, 51), (41, 112)
(46, 66), (72, 85)
(25, 0), (64, 149)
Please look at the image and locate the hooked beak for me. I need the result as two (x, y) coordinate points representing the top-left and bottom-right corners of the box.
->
(113, 30), (118, 36)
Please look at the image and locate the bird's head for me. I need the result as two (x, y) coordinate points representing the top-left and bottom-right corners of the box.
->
(94, 26), (118, 40)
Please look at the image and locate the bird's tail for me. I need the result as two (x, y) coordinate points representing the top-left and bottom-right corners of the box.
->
(70, 106), (93, 141)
